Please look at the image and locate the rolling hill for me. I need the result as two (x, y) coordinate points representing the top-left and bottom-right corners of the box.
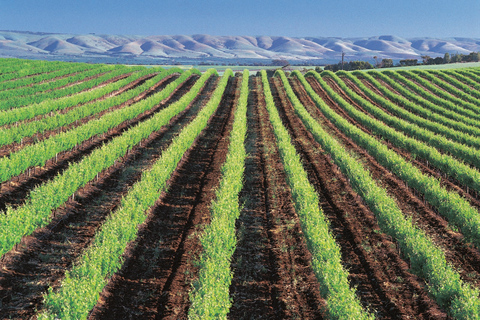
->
(0, 30), (479, 64)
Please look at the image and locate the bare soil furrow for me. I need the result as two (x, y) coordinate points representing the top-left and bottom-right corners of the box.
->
(0, 75), (201, 215)
(0, 72), (172, 158)
(342, 78), (480, 205)
(306, 76), (480, 292)
(229, 76), (327, 319)
(88, 76), (239, 320)
(1, 71), (139, 131)
(0, 75), (218, 320)
(290, 76), (448, 319)
(323, 76), (480, 287)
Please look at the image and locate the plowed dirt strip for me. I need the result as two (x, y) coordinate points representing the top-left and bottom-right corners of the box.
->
(276, 77), (412, 318)
(339, 73), (480, 207)
(89, 76), (239, 320)
(317, 76), (480, 289)
(288, 77), (451, 319)
(1, 67), (95, 91)
(327, 75), (480, 208)
(0, 72), (168, 158)
(228, 76), (326, 319)
(0, 75), (217, 319)
(1, 71), (156, 131)
(1, 69), (122, 107)
(0, 75), (201, 215)
(307, 73), (480, 293)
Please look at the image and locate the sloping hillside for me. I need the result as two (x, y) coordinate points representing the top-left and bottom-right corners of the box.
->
(1, 30), (479, 63)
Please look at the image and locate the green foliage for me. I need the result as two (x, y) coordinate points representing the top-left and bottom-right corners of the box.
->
(0, 67), (175, 147)
(444, 69), (480, 93)
(324, 60), (373, 72)
(381, 59), (394, 68)
(268, 70), (373, 320)
(444, 53), (451, 64)
(389, 70), (480, 121)
(189, 70), (249, 319)
(38, 69), (232, 320)
(0, 68), (190, 185)
(399, 59), (418, 66)
(0, 68), (211, 259)
(353, 69), (480, 157)
(343, 70), (480, 192)
(0, 63), (97, 92)
(297, 69), (480, 318)
(0, 59), (73, 83)
(0, 65), (136, 110)
(418, 69), (480, 102)
(316, 70), (480, 249)
(0, 67), (145, 126)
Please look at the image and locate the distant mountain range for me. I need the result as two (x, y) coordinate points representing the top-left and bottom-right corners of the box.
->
(1, 30), (479, 65)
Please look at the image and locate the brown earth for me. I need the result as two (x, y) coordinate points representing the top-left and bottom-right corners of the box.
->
(228, 76), (326, 319)
(89, 75), (239, 320)
(341, 75), (480, 206)
(0, 74), (218, 319)
(304, 75), (480, 293)
(275, 76), (447, 319)
(0, 74), (199, 214)
(2, 68), (480, 319)
(0, 72), (170, 158)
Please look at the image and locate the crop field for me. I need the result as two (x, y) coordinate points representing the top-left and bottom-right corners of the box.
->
(1, 58), (480, 319)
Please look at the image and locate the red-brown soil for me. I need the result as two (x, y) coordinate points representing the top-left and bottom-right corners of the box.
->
(275, 77), (447, 319)
(0, 74), (200, 215)
(88, 75), (240, 320)
(228, 76), (326, 319)
(0, 74), (218, 319)
(0, 70), (136, 134)
(303, 75), (480, 292)
(3, 68), (480, 320)
(0, 72), (171, 157)
(339, 75), (480, 207)
(0, 67), (99, 91)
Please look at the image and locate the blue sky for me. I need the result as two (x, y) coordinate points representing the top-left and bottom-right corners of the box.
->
(1, 0), (479, 38)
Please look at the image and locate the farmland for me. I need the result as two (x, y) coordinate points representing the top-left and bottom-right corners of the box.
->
(0, 58), (480, 319)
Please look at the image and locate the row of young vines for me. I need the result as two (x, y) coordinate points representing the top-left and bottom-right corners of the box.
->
(1, 58), (480, 319)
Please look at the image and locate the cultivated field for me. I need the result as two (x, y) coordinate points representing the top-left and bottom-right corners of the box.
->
(0, 58), (480, 319)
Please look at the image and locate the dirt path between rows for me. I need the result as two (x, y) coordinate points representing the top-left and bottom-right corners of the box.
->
(321, 76), (480, 286)
(0, 75), (199, 216)
(0, 75), (218, 319)
(228, 76), (326, 319)
(89, 75), (239, 320)
(303, 75), (480, 295)
(278, 77), (446, 318)
(0, 72), (169, 158)
(339, 75), (480, 207)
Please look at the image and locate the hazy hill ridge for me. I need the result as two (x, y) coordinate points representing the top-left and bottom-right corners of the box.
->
(1, 31), (479, 63)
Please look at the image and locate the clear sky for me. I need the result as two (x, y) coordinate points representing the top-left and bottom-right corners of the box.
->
(1, 0), (479, 38)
